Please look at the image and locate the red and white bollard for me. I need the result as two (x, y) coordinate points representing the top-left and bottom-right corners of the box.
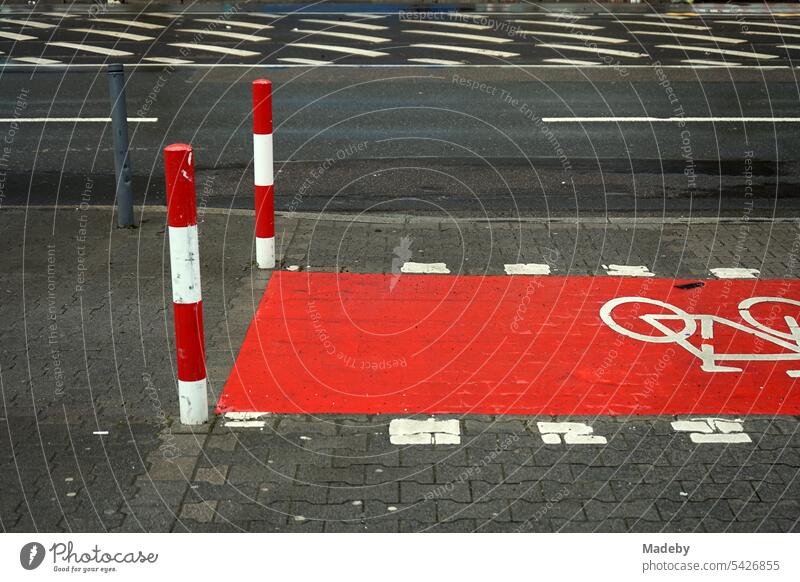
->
(252, 79), (275, 269)
(164, 143), (209, 425)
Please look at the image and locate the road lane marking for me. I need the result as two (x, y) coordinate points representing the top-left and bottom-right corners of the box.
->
(299, 18), (388, 31)
(516, 29), (628, 44)
(93, 18), (165, 30)
(142, 56), (194, 64)
(223, 412), (269, 428)
(403, 29), (513, 44)
(177, 28), (270, 42)
(194, 18), (273, 30)
(603, 264), (655, 277)
(167, 42), (260, 57)
(410, 43), (519, 58)
(13, 56), (61, 65)
(0, 117), (157, 123)
(292, 28), (390, 43)
(538, 422), (607, 445)
(504, 263), (551, 275)
(777, 44), (800, 52)
(510, 19), (603, 31)
(0, 18), (54, 29)
(289, 42), (388, 57)
(389, 418), (461, 446)
(655, 44), (778, 59)
(543, 116), (800, 122)
(744, 31), (800, 40)
(41, 12), (79, 18)
(0, 31), (37, 41)
(401, 262), (450, 274)
(46, 42), (133, 57)
(536, 43), (647, 58)
(69, 27), (154, 42)
(278, 57), (331, 65)
(710, 268), (760, 279)
(719, 20), (800, 32)
(672, 418), (752, 444)
(615, 19), (710, 31)
(408, 57), (464, 65)
(629, 30), (746, 44)
(408, 20), (492, 30)
(682, 59), (742, 67)
(543, 57), (601, 65)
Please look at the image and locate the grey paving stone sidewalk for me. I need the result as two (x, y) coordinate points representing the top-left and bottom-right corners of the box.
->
(1, 206), (798, 532)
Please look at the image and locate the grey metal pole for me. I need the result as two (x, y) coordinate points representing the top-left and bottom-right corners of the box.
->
(107, 63), (134, 227)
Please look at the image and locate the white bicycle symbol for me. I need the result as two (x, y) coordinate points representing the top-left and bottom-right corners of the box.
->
(599, 296), (800, 376)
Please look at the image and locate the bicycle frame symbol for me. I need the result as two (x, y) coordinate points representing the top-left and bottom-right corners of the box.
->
(599, 296), (800, 376)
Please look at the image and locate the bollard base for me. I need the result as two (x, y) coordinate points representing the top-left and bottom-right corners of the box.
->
(178, 378), (210, 425)
(256, 237), (276, 269)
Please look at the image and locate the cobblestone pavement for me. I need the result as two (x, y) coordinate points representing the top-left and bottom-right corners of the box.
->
(1, 206), (798, 532)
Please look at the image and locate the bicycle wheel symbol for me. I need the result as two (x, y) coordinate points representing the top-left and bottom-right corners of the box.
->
(599, 296), (696, 344)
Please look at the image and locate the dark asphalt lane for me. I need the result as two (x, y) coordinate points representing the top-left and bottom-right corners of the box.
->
(1, 65), (799, 217)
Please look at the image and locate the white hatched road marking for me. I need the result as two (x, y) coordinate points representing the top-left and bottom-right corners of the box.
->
(778, 44), (800, 52)
(543, 57), (601, 65)
(719, 20), (800, 32)
(538, 422), (607, 445)
(389, 418), (461, 446)
(516, 29), (628, 44)
(629, 30), (746, 44)
(278, 57), (331, 65)
(0, 31), (37, 41)
(710, 267), (760, 279)
(168, 42), (260, 57)
(0, 18), (54, 29)
(41, 12), (79, 19)
(544, 116), (800, 122)
(0, 117), (157, 123)
(13, 56), (61, 65)
(408, 57), (464, 65)
(142, 56), (194, 65)
(299, 18), (388, 31)
(655, 45), (778, 59)
(177, 28), (270, 42)
(615, 19), (710, 31)
(682, 59), (742, 67)
(69, 27), (154, 42)
(46, 41), (133, 57)
(744, 31), (800, 40)
(603, 264), (655, 277)
(289, 42), (388, 58)
(93, 18), (165, 30)
(504, 263), (551, 275)
(146, 13), (182, 19)
(509, 19), (603, 31)
(410, 43), (519, 58)
(672, 418), (752, 444)
(194, 18), (273, 30)
(409, 20), (492, 30)
(404, 29), (513, 44)
(292, 28), (390, 43)
(401, 262), (451, 274)
(537, 43), (648, 58)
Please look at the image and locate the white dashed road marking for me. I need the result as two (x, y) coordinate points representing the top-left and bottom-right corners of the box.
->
(719, 20), (800, 32)
(278, 57), (332, 65)
(69, 28), (155, 42)
(655, 45), (779, 60)
(516, 30), (628, 44)
(536, 43), (648, 59)
(46, 42), (133, 57)
(224, 412), (269, 428)
(401, 262), (451, 274)
(682, 59), (742, 67)
(389, 418), (461, 445)
(404, 29), (513, 44)
(0, 31), (37, 41)
(13, 57), (61, 65)
(504, 263), (552, 275)
(628, 30), (746, 44)
(537, 422), (607, 445)
(167, 42), (261, 57)
(543, 117), (800, 122)
(0, 18), (55, 29)
(289, 42), (388, 58)
(194, 18), (273, 30)
(510, 19), (603, 31)
(177, 28), (270, 42)
(299, 18), (388, 31)
(407, 57), (464, 65)
(603, 264), (655, 277)
(0, 117), (157, 123)
(93, 18), (165, 30)
(615, 20), (710, 31)
(543, 58), (601, 66)
(672, 418), (752, 444)
(410, 43), (519, 58)
(710, 267), (760, 279)
(142, 56), (194, 65)
(292, 28), (390, 43)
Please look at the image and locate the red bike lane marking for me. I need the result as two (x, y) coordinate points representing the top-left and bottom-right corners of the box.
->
(217, 271), (800, 415)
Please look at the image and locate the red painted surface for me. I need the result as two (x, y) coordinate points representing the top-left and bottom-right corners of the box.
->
(174, 302), (206, 382)
(164, 144), (196, 228)
(218, 272), (800, 415)
(252, 79), (272, 135)
(255, 184), (275, 237)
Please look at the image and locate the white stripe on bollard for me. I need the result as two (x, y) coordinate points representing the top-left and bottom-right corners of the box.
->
(168, 225), (202, 304)
(253, 133), (274, 187)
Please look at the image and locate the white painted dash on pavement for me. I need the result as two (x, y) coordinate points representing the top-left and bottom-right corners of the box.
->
(194, 18), (273, 30)
(401, 262), (451, 274)
(744, 31), (800, 41)
(510, 19), (603, 31)
(69, 28), (154, 42)
(93, 18), (165, 30)
(719, 20), (800, 32)
(142, 56), (194, 65)
(681, 59), (742, 67)
(0, 117), (157, 123)
(0, 31), (37, 41)
(13, 57), (61, 65)
(177, 28), (270, 42)
(536, 43), (648, 59)
(0, 18), (55, 29)
(409, 20), (492, 30)
(289, 42), (388, 58)
(278, 57), (332, 65)
(516, 30), (628, 44)
(538, 422), (607, 445)
(710, 267), (760, 279)
(46, 42), (133, 57)
(655, 44), (778, 60)
(292, 28), (390, 43)
(408, 57), (464, 65)
(404, 29), (513, 44)
(543, 57), (601, 66)
(543, 117), (800, 123)
(672, 418), (752, 444)
(615, 20), (710, 31)
(603, 264), (655, 277)
(410, 43), (519, 58)
(299, 18), (388, 31)
(628, 30), (746, 44)
(389, 418), (461, 445)
(504, 263), (551, 275)
(167, 42), (260, 57)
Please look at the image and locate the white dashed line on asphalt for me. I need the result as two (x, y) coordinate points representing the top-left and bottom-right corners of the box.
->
(389, 418), (461, 445)
(614, 19), (710, 31)
(629, 30), (746, 44)
(719, 20), (800, 32)
(278, 57), (332, 65)
(0, 117), (157, 123)
(194, 18), (273, 30)
(536, 43), (648, 58)
(516, 29), (628, 44)
(0, 17), (55, 29)
(543, 57), (602, 65)
(538, 422), (607, 445)
(504, 263), (552, 275)
(407, 57), (465, 65)
(224, 412), (269, 428)
(403, 29), (513, 44)
(710, 267), (760, 279)
(40, 12), (79, 19)
(142, 56), (194, 64)
(409, 20), (492, 30)
(167, 42), (261, 57)
(292, 28), (390, 43)
(0, 31), (37, 41)
(744, 30), (800, 40)
(543, 116), (800, 122)
(672, 418), (752, 444)
(400, 262), (451, 274)
(299, 18), (388, 31)
(681, 59), (742, 67)
(69, 28), (155, 42)
(177, 28), (270, 42)
(93, 18), (165, 30)
(146, 12), (182, 19)
(410, 43), (519, 58)
(603, 264), (655, 277)
(289, 42), (388, 58)
(510, 19), (603, 31)
(655, 44), (778, 60)
(46, 42), (133, 57)
(13, 56), (61, 65)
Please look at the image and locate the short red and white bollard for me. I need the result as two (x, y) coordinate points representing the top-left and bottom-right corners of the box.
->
(253, 79), (275, 269)
(164, 143), (209, 425)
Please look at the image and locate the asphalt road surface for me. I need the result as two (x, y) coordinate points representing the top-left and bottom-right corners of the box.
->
(1, 5), (799, 216)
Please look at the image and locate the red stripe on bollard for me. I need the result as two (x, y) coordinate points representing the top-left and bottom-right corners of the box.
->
(255, 184), (275, 238)
(173, 302), (207, 382)
(253, 79), (275, 269)
(252, 79), (273, 134)
(164, 143), (197, 228)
